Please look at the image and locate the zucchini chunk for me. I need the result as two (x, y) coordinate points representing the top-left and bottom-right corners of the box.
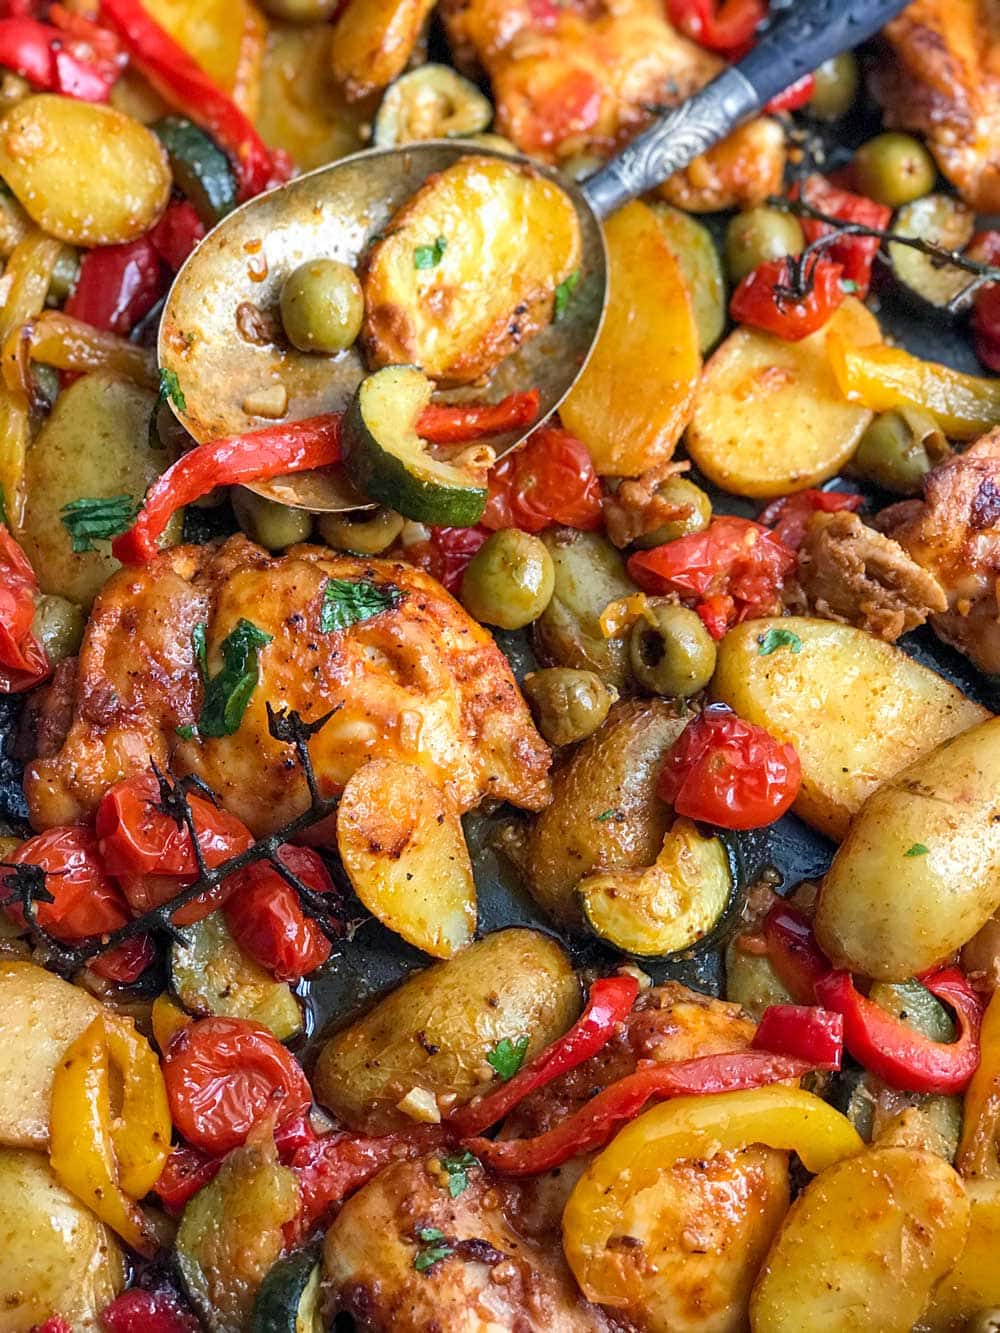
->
(170, 912), (303, 1042)
(342, 364), (490, 525)
(649, 202), (727, 353)
(152, 116), (237, 226)
(578, 817), (734, 957)
(374, 64), (492, 147)
(889, 194), (976, 315)
(251, 1250), (323, 1333)
(360, 155), (582, 385)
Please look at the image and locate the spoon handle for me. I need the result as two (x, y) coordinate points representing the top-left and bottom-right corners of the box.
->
(581, 0), (909, 220)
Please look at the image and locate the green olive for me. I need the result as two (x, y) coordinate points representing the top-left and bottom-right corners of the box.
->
(47, 246), (79, 305)
(522, 668), (617, 747)
(317, 507), (403, 555)
(280, 258), (364, 354)
(724, 208), (805, 284)
(853, 132), (937, 208)
(260, 0), (339, 18)
(629, 602), (716, 697)
(461, 529), (555, 630)
(232, 487), (313, 550)
(632, 476), (712, 549)
(852, 408), (951, 495)
(31, 595), (85, 664)
(807, 52), (860, 122)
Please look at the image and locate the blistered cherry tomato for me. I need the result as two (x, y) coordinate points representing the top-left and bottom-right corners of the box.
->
(758, 488), (863, 550)
(666, 0), (765, 56)
(0, 526), (49, 693)
(90, 933), (156, 984)
(796, 175), (892, 298)
(482, 426), (603, 534)
(4, 826), (130, 940)
(100, 1288), (199, 1333)
(403, 526), (490, 594)
(224, 845), (337, 982)
(729, 256), (845, 341)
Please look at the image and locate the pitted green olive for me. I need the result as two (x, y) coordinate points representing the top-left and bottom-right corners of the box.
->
(522, 668), (617, 746)
(461, 529), (555, 630)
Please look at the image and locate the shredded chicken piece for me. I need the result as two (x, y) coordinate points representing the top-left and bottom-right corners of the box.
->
(602, 459), (691, 549)
(791, 509), (947, 642)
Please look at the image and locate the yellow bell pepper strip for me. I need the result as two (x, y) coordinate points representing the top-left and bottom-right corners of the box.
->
(1, 311), (159, 399)
(562, 1085), (863, 1307)
(49, 1012), (171, 1256)
(151, 992), (192, 1055)
(958, 987), (1000, 1178)
(828, 331), (1000, 441)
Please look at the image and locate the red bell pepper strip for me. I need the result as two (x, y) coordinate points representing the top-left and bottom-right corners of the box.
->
(64, 238), (165, 337)
(98, 0), (288, 201)
(730, 256), (846, 341)
(100, 1288), (199, 1333)
(0, 525), (49, 693)
(758, 488), (862, 550)
(0, 14), (121, 101)
(417, 389), (541, 445)
(148, 200), (205, 272)
(764, 73), (816, 114)
(763, 901), (831, 1004)
(666, 0), (765, 56)
(465, 1050), (821, 1175)
(449, 974), (638, 1136)
(796, 175), (892, 299)
(815, 967), (983, 1096)
(112, 414), (343, 564)
(752, 1003), (843, 1068)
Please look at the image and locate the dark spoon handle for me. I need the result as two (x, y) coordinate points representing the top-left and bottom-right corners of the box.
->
(582, 0), (909, 220)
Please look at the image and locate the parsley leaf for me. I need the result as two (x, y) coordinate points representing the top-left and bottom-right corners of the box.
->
(413, 1226), (454, 1273)
(197, 618), (272, 738)
(595, 809), (621, 823)
(159, 367), (186, 412)
(840, 278), (859, 294)
(757, 627), (803, 656)
(176, 723), (196, 741)
(414, 236), (447, 269)
(440, 1151), (479, 1198)
(192, 622), (208, 678)
(904, 843), (930, 858)
(60, 495), (140, 552)
(554, 269), (580, 321)
(321, 579), (402, 633)
(487, 1035), (529, 1080)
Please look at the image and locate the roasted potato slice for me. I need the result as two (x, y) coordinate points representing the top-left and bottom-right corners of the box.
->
(686, 297), (882, 499)
(923, 1178), (1000, 1329)
(360, 154), (581, 385)
(331, 0), (436, 101)
(712, 617), (989, 842)
(312, 928), (579, 1134)
(749, 1147), (969, 1332)
(816, 716), (1000, 980)
(336, 758), (476, 959)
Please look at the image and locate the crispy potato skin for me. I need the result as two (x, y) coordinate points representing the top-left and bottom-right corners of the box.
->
(815, 717), (1000, 979)
(331, 0), (436, 101)
(25, 536), (551, 832)
(324, 1156), (615, 1332)
(313, 929), (580, 1134)
(360, 155), (581, 385)
(712, 617), (989, 842)
(523, 698), (687, 925)
(749, 1147), (969, 1333)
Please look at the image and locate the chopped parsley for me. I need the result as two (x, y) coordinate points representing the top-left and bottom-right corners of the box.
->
(159, 366), (187, 412)
(595, 809), (621, 823)
(320, 578), (402, 633)
(176, 724), (196, 741)
(440, 1150), (479, 1198)
(487, 1035), (529, 1081)
(904, 843), (930, 858)
(60, 495), (140, 552)
(840, 278), (859, 294)
(757, 627), (803, 657)
(554, 269), (580, 321)
(197, 618), (272, 738)
(413, 1227), (454, 1273)
(414, 236), (447, 269)
(192, 622), (208, 677)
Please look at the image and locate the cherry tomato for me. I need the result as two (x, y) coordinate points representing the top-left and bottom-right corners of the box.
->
(758, 488), (863, 550)
(224, 846), (337, 982)
(973, 284), (1000, 374)
(4, 826), (130, 940)
(403, 526), (490, 594)
(666, 0), (765, 56)
(154, 1143), (222, 1215)
(0, 526), (49, 693)
(100, 1288), (199, 1333)
(796, 175), (892, 298)
(765, 73), (816, 114)
(657, 705), (802, 829)
(729, 256), (846, 341)
(90, 933), (156, 984)
(627, 515), (795, 639)
(482, 426), (603, 534)
(163, 1015), (312, 1155)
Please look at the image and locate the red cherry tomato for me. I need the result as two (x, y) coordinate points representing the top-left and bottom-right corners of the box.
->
(163, 1016), (312, 1155)
(403, 526), (490, 594)
(154, 1143), (222, 1215)
(796, 175), (892, 298)
(657, 706), (802, 829)
(0, 526), (49, 693)
(482, 425), (603, 534)
(973, 284), (1000, 374)
(666, 0), (765, 55)
(4, 826), (130, 940)
(224, 845), (337, 982)
(90, 933), (156, 984)
(758, 488), (863, 550)
(100, 1288), (199, 1333)
(729, 256), (846, 341)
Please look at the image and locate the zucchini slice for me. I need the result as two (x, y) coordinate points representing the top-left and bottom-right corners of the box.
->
(342, 365), (489, 525)
(251, 1250), (323, 1333)
(170, 911), (303, 1042)
(152, 116), (237, 226)
(650, 203), (726, 353)
(373, 64), (492, 147)
(578, 817), (734, 957)
(889, 194), (976, 315)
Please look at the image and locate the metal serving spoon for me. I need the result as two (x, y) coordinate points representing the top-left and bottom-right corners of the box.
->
(160, 0), (909, 513)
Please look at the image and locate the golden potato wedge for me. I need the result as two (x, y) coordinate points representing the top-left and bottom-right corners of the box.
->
(0, 962), (101, 1150)
(0, 96), (171, 245)
(685, 297), (882, 499)
(313, 929), (579, 1134)
(815, 716), (1000, 980)
(361, 154), (581, 385)
(923, 1178), (1000, 1330)
(559, 201), (702, 477)
(749, 1147), (969, 1333)
(331, 0), (435, 101)
(336, 758), (476, 959)
(144, 0), (267, 116)
(712, 617), (989, 842)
